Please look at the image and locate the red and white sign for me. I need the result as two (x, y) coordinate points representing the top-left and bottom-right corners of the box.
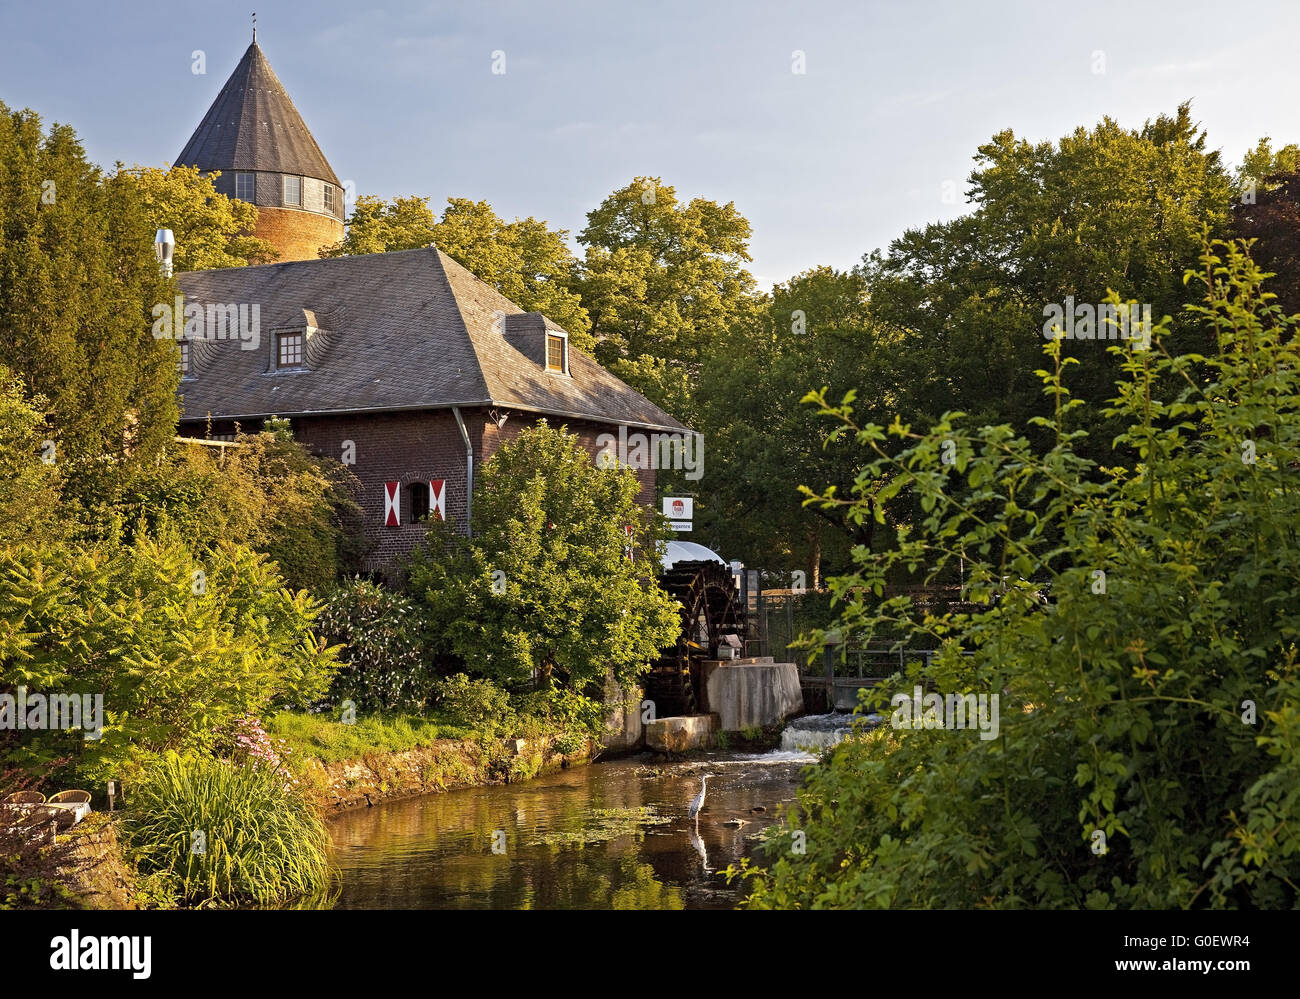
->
(662, 497), (693, 520)
(384, 481), (401, 527)
(662, 496), (693, 532)
(429, 479), (446, 521)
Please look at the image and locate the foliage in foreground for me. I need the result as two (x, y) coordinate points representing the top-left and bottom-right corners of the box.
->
(123, 752), (332, 907)
(737, 241), (1300, 909)
(0, 528), (339, 785)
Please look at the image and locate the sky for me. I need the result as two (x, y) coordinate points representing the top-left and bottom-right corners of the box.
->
(1, 0), (1296, 288)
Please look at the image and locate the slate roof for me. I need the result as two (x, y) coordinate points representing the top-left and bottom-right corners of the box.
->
(174, 247), (688, 433)
(175, 42), (341, 186)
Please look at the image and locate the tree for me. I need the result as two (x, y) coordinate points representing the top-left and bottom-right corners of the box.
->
(737, 240), (1300, 909)
(408, 422), (680, 705)
(576, 177), (758, 418)
(324, 194), (592, 346)
(0, 104), (179, 502)
(106, 422), (366, 593)
(1233, 137), (1300, 314)
(0, 368), (63, 550)
(864, 104), (1233, 455)
(695, 267), (898, 585)
(117, 164), (278, 270)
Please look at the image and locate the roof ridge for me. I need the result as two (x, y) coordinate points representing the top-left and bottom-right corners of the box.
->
(424, 249), (494, 404)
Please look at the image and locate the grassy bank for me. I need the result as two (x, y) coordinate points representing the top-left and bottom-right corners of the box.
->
(267, 710), (592, 817)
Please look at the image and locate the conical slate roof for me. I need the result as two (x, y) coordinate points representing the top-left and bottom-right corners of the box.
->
(175, 41), (341, 186)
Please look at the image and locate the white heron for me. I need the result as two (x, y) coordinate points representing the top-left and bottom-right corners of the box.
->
(688, 774), (712, 822)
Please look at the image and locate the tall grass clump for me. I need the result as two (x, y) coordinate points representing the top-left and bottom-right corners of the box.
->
(124, 752), (333, 906)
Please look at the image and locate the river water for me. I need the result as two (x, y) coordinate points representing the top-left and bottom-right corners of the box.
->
(323, 748), (820, 910)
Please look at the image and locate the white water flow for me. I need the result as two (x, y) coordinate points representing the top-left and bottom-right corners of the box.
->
(778, 712), (882, 753)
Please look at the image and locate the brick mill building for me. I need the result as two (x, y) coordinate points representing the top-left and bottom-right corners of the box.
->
(173, 41), (687, 572)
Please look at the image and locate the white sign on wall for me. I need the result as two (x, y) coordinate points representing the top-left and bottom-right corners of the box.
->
(663, 496), (693, 532)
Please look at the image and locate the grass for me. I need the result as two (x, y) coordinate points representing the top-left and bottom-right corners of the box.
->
(123, 752), (333, 907)
(267, 710), (473, 765)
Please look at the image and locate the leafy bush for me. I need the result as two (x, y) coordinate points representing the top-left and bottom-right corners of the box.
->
(315, 578), (433, 711)
(431, 674), (515, 733)
(738, 240), (1300, 909)
(407, 422), (680, 698)
(123, 752), (332, 906)
(101, 427), (365, 593)
(0, 527), (338, 784)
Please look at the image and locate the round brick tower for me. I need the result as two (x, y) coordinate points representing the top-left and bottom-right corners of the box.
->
(175, 37), (345, 262)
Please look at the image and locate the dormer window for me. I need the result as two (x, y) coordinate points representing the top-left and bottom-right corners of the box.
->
(283, 175), (302, 207)
(546, 332), (568, 374)
(277, 331), (304, 369)
(178, 339), (190, 376)
(234, 172), (254, 201)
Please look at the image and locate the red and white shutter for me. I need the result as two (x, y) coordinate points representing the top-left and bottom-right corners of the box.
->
(429, 479), (446, 521)
(384, 481), (401, 527)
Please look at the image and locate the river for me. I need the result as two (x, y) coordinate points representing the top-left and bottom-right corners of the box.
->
(321, 748), (820, 910)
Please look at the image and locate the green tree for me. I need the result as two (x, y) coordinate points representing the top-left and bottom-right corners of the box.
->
(0, 368), (63, 550)
(106, 424), (366, 593)
(695, 267), (899, 585)
(576, 176), (758, 418)
(118, 164), (278, 270)
(0, 104), (179, 502)
(865, 104), (1233, 454)
(737, 240), (1300, 909)
(408, 421), (680, 702)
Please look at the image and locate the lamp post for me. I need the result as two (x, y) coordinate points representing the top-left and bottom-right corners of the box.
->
(154, 228), (175, 278)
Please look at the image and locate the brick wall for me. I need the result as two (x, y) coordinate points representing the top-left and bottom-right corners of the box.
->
(253, 205), (344, 261)
(181, 407), (659, 572)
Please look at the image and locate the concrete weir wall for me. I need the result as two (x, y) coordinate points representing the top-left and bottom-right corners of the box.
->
(705, 658), (804, 732)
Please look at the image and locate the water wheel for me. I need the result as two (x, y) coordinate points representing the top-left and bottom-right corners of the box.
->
(645, 560), (745, 717)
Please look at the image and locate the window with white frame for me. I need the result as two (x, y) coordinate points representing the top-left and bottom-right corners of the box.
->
(277, 331), (304, 369)
(546, 332), (568, 374)
(283, 175), (301, 207)
(234, 173), (254, 201)
(323, 183), (336, 215)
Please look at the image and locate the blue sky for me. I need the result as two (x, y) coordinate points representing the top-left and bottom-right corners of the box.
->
(1, 0), (1295, 287)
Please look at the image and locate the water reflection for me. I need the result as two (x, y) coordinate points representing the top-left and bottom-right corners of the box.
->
(322, 752), (813, 910)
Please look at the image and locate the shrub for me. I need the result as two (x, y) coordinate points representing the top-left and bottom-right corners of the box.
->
(407, 423), (680, 699)
(431, 674), (515, 733)
(316, 578), (433, 711)
(100, 427), (366, 593)
(737, 240), (1300, 909)
(123, 752), (332, 906)
(0, 527), (339, 785)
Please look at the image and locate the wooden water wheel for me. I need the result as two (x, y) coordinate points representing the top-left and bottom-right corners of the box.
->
(645, 560), (745, 717)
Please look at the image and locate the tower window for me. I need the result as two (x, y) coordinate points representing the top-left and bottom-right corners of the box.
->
(178, 339), (190, 376)
(234, 173), (254, 201)
(323, 184), (336, 215)
(277, 331), (303, 368)
(283, 175), (301, 206)
(546, 332), (568, 373)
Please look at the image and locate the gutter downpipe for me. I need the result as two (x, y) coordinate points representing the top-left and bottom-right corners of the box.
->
(452, 406), (473, 537)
